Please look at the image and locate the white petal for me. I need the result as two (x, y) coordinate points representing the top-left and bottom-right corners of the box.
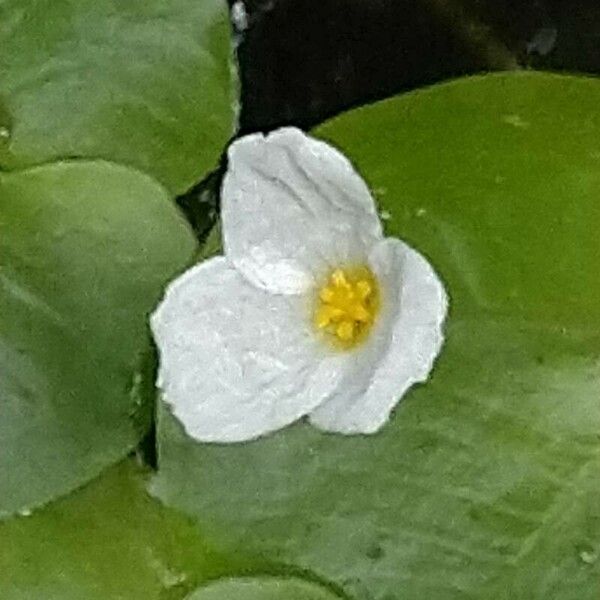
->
(309, 238), (448, 434)
(151, 257), (345, 443)
(222, 127), (383, 295)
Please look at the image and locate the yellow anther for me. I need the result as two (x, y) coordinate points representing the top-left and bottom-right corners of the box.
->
(316, 305), (344, 328)
(313, 265), (380, 350)
(336, 321), (355, 340)
(331, 269), (350, 288)
(319, 286), (335, 302)
(356, 280), (371, 300)
(349, 304), (370, 322)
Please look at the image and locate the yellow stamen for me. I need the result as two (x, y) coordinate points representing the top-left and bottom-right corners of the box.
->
(316, 305), (344, 328)
(336, 321), (355, 340)
(313, 265), (380, 350)
(349, 304), (370, 322)
(319, 286), (335, 302)
(356, 280), (371, 300)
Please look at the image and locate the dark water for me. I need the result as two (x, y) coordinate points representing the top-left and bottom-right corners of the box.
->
(233, 0), (600, 132)
(176, 0), (600, 234)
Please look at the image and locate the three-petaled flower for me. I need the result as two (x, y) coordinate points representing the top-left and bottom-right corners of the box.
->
(151, 128), (448, 443)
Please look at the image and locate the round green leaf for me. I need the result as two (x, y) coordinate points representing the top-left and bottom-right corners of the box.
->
(0, 161), (196, 518)
(0, 0), (235, 193)
(186, 578), (340, 600)
(0, 460), (230, 600)
(152, 73), (600, 599)
(0, 459), (338, 600)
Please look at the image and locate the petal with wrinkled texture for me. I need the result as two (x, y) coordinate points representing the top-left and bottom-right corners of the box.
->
(151, 257), (346, 443)
(309, 238), (448, 434)
(221, 127), (383, 295)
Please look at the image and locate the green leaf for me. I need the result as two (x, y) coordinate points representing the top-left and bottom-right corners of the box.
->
(0, 459), (344, 600)
(0, 0), (235, 193)
(152, 73), (600, 599)
(0, 459), (231, 600)
(0, 161), (196, 518)
(185, 577), (341, 600)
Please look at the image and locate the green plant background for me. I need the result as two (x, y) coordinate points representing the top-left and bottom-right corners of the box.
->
(0, 0), (598, 597)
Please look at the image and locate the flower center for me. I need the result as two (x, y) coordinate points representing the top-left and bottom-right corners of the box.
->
(314, 266), (380, 349)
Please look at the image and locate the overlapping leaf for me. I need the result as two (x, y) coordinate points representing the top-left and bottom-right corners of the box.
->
(0, 460), (227, 599)
(0, 161), (196, 517)
(153, 72), (600, 599)
(0, 0), (235, 192)
(0, 459), (346, 600)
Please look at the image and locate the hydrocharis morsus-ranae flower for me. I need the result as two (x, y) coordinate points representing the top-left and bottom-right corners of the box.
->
(151, 127), (448, 443)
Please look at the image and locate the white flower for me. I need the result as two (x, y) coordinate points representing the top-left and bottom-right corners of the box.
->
(151, 127), (448, 443)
